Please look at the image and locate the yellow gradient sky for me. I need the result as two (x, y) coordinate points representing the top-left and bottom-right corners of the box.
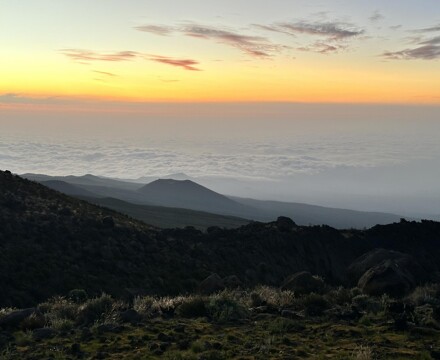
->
(1, 0), (440, 106)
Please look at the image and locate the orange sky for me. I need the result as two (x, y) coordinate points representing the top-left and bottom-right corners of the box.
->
(1, 1), (440, 106)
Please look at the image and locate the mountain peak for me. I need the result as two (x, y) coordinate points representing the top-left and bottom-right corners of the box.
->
(137, 178), (243, 214)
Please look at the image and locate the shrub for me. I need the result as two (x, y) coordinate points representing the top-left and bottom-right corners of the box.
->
(78, 293), (113, 325)
(352, 345), (374, 360)
(177, 297), (207, 318)
(301, 293), (329, 316)
(68, 289), (88, 304)
(133, 296), (155, 317)
(38, 296), (78, 320)
(191, 340), (206, 353)
(20, 313), (46, 330)
(352, 295), (381, 314)
(267, 317), (304, 335)
(325, 286), (353, 306)
(51, 318), (75, 332)
(207, 295), (249, 323)
(407, 284), (440, 307)
(249, 286), (295, 308)
(14, 330), (33, 346)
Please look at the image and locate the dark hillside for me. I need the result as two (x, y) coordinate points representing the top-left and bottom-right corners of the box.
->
(1, 170), (440, 308)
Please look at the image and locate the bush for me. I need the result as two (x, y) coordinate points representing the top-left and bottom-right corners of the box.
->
(301, 293), (329, 316)
(267, 317), (304, 335)
(407, 284), (440, 307)
(325, 286), (353, 306)
(78, 293), (113, 325)
(177, 297), (207, 318)
(207, 295), (249, 323)
(352, 295), (381, 314)
(38, 296), (78, 320)
(133, 296), (155, 317)
(68, 289), (88, 304)
(352, 345), (374, 360)
(51, 318), (75, 332)
(20, 313), (46, 330)
(248, 286), (295, 308)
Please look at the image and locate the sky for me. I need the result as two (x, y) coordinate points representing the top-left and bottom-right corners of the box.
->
(1, 1), (440, 217)
(1, 0), (440, 105)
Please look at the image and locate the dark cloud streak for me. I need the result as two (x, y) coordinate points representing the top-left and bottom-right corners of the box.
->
(382, 36), (440, 60)
(60, 49), (201, 71)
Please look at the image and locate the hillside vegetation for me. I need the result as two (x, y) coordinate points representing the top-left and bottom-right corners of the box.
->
(1, 170), (440, 358)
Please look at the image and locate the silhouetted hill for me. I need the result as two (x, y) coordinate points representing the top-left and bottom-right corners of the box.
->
(231, 197), (406, 229)
(81, 196), (250, 230)
(41, 180), (98, 198)
(3, 170), (440, 308)
(23, 173), (407, 229)
(22, 173), (142, 191)
(137, 179), (251, 215)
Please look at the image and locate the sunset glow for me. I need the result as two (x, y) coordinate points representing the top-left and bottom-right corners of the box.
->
(1, 0), (440, 107)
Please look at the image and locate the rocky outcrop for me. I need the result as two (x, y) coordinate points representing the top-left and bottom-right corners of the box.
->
(348, 248), (426, 284)
(358, 260), (415, 297)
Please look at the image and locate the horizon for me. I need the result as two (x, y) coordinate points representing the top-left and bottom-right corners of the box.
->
(1, 1), (440, 218)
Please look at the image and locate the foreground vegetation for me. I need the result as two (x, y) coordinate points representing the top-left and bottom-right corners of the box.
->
(1, 284), (440, 359)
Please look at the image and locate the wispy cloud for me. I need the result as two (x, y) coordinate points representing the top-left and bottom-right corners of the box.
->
(183, 24), (285, 57)
(382, 36), (440, 60)
(60, 49), (139, 63)
(60, 49), (201, 71)
(261, 21), (364, 40)
(369, 10), (384, 23)
(135, 23), (285, 57)
(93, 70), (117, 77)
(298, 42), (347, 54)
(412, 24), (440, 33)
(148, 55), (201, 71)
(135, 25), (173, 36)
(255, 20), (364, 54)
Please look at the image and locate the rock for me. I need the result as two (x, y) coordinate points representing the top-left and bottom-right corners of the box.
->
(120, 309), (140, 324)
(0, 308), (38, 329)
(276, 216), (296, 232)
(358, 260), (415, 297)
(280, 271), (324, 295)
(198, 273), (225, 294)
(223, 275), (242, 289)
(33, 328), (56, 340)
(348, 248), (425, 285)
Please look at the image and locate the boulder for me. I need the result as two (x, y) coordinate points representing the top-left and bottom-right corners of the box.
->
(348, 248), (425, 285)
(280, 271), (324, 294)
(358, 260), (415, 297)
(0, 308), (38, 329)
(198, 273), (225, 294)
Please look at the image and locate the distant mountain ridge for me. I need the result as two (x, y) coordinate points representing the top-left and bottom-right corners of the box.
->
(22, 172), (407, 229)
(137, 179), (251, 215)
